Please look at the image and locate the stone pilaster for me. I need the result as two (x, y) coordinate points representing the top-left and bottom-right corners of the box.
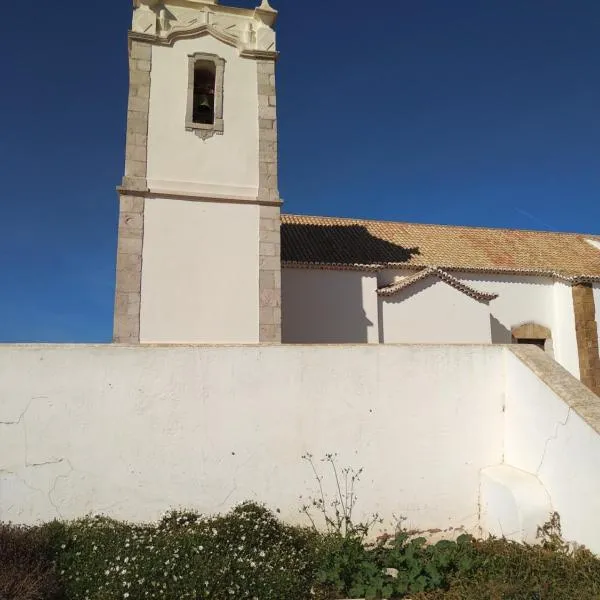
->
(257, 59), (281, 343)
(259, 205), (281, 342)
(572, 283), (600, 396)
(114, 195), (144, 343)
(113, 39), (152, 343)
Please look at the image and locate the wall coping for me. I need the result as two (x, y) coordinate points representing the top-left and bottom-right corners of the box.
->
(0, 343), (506, 349)
(508, 345), (600, 433)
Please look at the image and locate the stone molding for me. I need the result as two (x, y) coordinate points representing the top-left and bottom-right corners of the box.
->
(114, 39), (152, 343)
(572, 284), (600, 395)
(511, 323), (552, 341)
(129, 28), (278, 61)
(511, 322), (553, 355)
(117, 186), (282, 207)
(185, 52), (225, 140)
(257, 58), (281, 343)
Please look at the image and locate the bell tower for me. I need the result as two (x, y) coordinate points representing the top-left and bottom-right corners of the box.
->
(114, 0), (281, 344)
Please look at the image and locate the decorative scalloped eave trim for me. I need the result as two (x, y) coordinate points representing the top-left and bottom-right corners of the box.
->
(377, 267), (499, 302)
(281, 261), (600, 284)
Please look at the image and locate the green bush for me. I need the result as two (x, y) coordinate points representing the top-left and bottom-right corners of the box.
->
(314, 531), (481, 599)
(4, 505), (600, 600)
(52, 502), (319, 600)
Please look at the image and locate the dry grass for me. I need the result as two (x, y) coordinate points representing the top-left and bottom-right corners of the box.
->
(0, 523), (62, 600)
(413, 537), (600, 600)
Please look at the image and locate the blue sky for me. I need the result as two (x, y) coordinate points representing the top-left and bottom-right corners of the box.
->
(0, 0), (598, 342)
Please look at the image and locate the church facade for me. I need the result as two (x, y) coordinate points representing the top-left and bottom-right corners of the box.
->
(114, 0), (600, 395)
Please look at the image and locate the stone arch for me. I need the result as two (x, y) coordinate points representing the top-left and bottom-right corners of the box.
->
(511, 322), (553, 356)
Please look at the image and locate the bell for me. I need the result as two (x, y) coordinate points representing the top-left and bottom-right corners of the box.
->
(196, 94), (211, 109)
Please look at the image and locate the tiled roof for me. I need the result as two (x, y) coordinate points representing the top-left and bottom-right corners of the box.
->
(377, 267), (499, 302)
(281, 214), (600, 279)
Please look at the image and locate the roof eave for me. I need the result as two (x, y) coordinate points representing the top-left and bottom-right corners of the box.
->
(282, 261), (600, 283)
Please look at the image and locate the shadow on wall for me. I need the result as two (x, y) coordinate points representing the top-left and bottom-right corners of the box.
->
(281, 269), (375, 343)
(491, 315), (512, 344)
(281, 224), (420, 343)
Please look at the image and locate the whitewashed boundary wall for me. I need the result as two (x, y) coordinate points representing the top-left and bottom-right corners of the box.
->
(0, 345), (504, 533)
(504, 345), (600, 552)
(1, 344), (600, 552)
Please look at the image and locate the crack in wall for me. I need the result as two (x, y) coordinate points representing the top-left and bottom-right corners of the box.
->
(47, 459), (75, 520)
(0, 395), (73, 521)
(1, 395), (65, 478)
(0, 396), (47, 426)
(536, 407), (572, 475)
(1, 462), (74, 521)
(217, 483), (238, 509)
(27, 459), (65, 468)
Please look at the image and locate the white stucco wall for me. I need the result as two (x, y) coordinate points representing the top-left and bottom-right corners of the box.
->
(456, 274), (554, 344)
(147, 37), (259, 199)
(140, 198), (259, 343)
(552, 282), (580, 378)
(282, 269), (379, 343)
(380, 278), (492, 344)
(0, 344), (504, 533)
(459, 274), (580, 378)
(283, 268), (583, 380)
(505, 350), (600, 551)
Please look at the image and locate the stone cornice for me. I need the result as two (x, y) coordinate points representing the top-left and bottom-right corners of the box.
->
(130, 25), (235, 48)
(128, 28), (278, 60)
(117, 186), (283, 207)
(239, 48), (279, 61)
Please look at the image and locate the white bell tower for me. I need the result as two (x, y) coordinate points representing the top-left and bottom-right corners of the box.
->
(114, 0), (281, 344)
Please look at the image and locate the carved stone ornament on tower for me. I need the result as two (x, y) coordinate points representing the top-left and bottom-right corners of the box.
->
(130, 0), (278, 58)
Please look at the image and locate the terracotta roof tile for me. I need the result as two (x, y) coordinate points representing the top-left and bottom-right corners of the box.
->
(377, 267), (499, 302)
(281, 214), (600, 279)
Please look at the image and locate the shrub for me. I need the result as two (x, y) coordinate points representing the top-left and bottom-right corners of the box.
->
(314, 531), (480, 599)
(53, 502), (319, 600)
(4, 501), (600, 600)
(0, 521), (64, 600)
(413, 536), (600, 600)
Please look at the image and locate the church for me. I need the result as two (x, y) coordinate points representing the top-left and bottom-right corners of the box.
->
(115, 0), (600, 395)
